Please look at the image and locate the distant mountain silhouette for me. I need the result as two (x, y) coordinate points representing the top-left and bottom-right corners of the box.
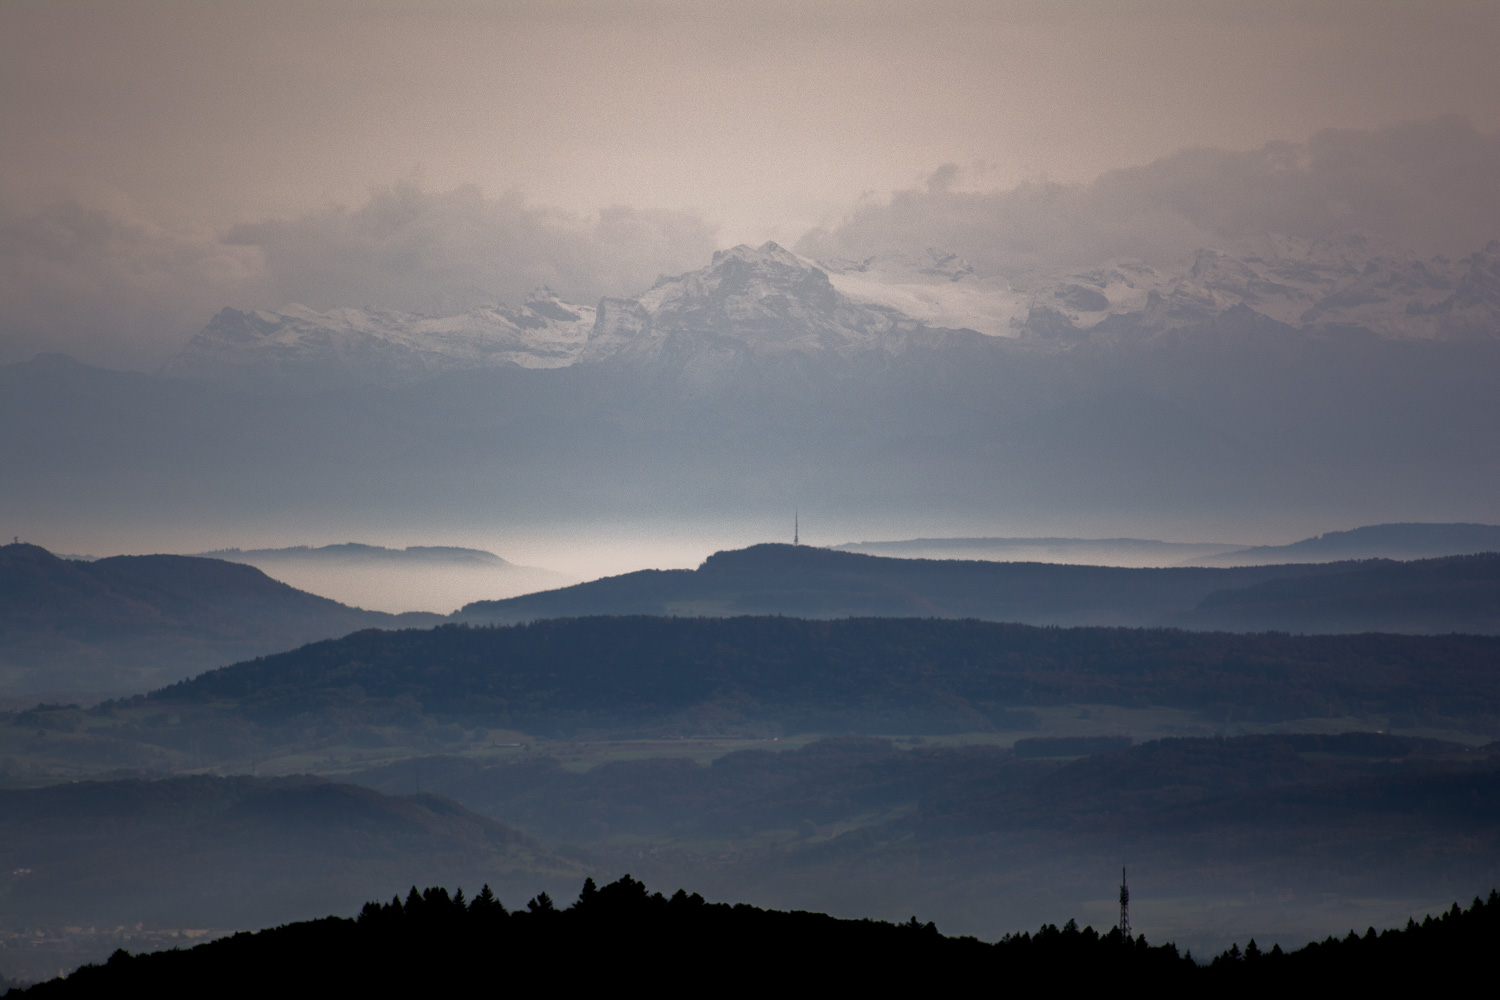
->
(0, 543), (440, 699)
(1190, 523), (1500, 567)
(456, 544), (1500, 635)
(199, 543), (513, 566)
(454, 543), (1354, 627)
(833, 536), (1242, 568)
(835, 524), (1500, 570)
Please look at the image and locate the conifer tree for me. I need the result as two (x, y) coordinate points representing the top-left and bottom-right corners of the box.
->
(472, 884), (502, 913)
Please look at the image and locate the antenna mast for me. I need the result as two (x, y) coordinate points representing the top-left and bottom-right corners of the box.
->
(794, 512), (799, 546)
(1118, 866), (1130, 939)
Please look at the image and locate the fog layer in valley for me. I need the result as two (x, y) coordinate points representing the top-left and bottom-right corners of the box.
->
(195, 545), (575, 615)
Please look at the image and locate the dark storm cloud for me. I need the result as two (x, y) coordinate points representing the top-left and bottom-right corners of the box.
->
(798, 118), (1500, 274)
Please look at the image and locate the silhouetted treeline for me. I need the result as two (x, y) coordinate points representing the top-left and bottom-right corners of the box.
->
(18, 878), (1499, 994)
(142, 616), (1500, 738)
(1201, 891), (1500, 988)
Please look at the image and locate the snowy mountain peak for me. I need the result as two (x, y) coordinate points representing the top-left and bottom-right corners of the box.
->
(522, 287), (584, 318)
(584, 241), (966, 373)
(708, 241), (809, 270)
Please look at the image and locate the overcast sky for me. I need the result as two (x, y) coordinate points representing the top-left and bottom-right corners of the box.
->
(3, 0), (1499, 366)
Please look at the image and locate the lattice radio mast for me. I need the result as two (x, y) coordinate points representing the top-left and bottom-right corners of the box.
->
(1118, 866), (1130, 939)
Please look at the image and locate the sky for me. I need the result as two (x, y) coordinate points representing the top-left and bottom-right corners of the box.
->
(4, 1), (1499, 367)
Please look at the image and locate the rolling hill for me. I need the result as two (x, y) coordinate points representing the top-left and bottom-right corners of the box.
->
(1192, 523), (1500, 567)
(0, 544), (440, 701)
(11, 541), (1500, 708)
(147, 615), (1500, 738)
(454, 543), (1351, 627)
(1179, 552), (1500, 633)
(457, 544), (1500, 635)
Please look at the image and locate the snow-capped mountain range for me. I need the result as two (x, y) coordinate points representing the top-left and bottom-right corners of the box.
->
(823, 235), (1500, 342)
(160, 236), (1500, 386)
(160, 291), (595, 386)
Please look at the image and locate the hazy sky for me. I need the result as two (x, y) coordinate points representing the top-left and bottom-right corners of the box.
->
(3, 0), (1499, 365)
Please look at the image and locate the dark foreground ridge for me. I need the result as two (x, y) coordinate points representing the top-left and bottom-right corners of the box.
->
(17, 877), (1499, 994)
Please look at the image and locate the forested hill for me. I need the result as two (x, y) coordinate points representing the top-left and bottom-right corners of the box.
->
(20, 877), (1500, 994)
(1198, 522), (1500, 566)
(0, 543), (442, 698)
(1179, 552), (1500, 634)
(454, 544), (1500, 634)
(148, 616), (1500, 735)
(454, 543), (1348, 626)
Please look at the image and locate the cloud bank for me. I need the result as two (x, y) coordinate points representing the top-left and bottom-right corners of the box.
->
(798, 117), (1500, 275)
(6, 118), (1499, 369)
(0, 200), (261, 368)
(223, 182), (719, 317)
(1, 183), (718, 368)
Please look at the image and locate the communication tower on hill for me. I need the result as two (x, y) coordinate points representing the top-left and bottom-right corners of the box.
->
(794, 512), (799, 546)
(1119, 866), (1130, 939)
